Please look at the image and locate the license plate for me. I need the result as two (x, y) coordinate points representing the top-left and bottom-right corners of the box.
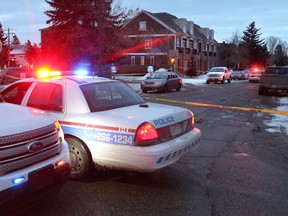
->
(170, 123), (182, 136)
(29, 165), (54, 190)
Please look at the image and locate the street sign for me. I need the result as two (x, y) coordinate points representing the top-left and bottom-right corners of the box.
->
(110, 65), (117, 74)
(147, 66), (154, 73)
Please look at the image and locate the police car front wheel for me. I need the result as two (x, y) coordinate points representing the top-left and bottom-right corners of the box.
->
(66, 136), (92, 180)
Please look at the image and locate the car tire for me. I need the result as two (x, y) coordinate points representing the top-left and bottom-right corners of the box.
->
(66, 136), (92, 180)
(163, 85), (169, 93)
(176, 84), (181, 91)
(206, 80), (210, 84)
(258, 87), (264, 95)
(221, 78), (225, 84)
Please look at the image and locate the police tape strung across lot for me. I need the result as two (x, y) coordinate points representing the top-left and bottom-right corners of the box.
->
(143, 97), (288, 116)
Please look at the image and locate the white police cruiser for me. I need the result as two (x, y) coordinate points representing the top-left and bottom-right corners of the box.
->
(0, 67), (201, 180)
(0, 102), (70, 209)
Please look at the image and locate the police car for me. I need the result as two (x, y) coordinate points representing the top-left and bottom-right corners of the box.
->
(0, 67), (201, 180)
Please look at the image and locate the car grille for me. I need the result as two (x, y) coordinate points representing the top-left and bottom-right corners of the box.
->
(0, 123), (61, 176)
(208, 74), (220, 77)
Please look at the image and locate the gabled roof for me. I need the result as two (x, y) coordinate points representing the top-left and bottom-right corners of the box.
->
(122, 10), (178, 33)
(146, 11), (184, 33)
(122, 10), (216, 42)
(193, 24), (208, 41)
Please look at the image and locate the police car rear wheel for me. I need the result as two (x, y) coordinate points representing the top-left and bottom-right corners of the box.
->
(66, 137), (92, 180)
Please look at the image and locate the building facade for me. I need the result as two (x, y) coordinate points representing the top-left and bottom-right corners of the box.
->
(119, 10), (218, 75)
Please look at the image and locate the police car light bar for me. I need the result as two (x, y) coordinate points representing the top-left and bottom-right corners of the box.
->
(36, 66), (61, 79)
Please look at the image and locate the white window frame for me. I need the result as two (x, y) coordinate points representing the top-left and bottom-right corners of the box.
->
(131, 56), (135, 65)
(139, 21), (146, 31)
(145, 40), (152, 49)
(140, 56), (145, 66)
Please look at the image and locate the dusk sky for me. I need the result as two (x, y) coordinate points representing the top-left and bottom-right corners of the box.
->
(1, 0), (287, 44)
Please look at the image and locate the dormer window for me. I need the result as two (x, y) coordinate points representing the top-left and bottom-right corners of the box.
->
(139, 21), (146, 31)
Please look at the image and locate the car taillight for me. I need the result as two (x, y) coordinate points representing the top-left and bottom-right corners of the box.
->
(189, 110), (195, 127)
(134, 122), (159, 146)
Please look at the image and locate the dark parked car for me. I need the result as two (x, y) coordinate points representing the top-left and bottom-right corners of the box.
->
(231, 71), (245, 80)
(0, 67), (32, 85)
(258, 66), (288, 95)
(140, 70), (182, 93)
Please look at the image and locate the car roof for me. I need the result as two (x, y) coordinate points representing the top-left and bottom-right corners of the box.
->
(17, 75), (116, 85)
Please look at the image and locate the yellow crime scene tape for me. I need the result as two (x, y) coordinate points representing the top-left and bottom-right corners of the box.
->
(143, 97), (288, 116)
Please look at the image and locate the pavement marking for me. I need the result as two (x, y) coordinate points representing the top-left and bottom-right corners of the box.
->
(143, 97), (288, 116)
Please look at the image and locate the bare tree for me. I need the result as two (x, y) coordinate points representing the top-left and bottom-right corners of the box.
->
(229, 31), (241, 45)
(278, 40), (288, 55)
(266, 36), (279, 54)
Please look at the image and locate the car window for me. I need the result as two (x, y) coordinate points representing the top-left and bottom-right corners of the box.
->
(265, 67), (288, 75)
(27, 83), (63, 112)
(1, 82), (33, 105)
(80, 81), (145, 112)
(150, 72), (168, 79)
(210, 68), (224, 72)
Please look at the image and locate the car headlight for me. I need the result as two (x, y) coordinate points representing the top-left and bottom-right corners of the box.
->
(54, 121), (65, 144)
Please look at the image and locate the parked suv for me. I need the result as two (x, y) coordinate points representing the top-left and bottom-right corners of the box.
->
(206, 67), (231, 84)
(0, 102), (70, 212)
(258, 66), (288, 95)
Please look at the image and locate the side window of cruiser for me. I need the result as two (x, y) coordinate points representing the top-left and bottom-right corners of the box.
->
(27, 83), (63, 112)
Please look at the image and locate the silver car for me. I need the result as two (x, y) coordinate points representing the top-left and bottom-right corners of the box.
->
(141, 71), (182, 93)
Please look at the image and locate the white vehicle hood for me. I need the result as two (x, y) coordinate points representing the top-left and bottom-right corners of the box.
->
(0, 103), (56, 136)
(64, 102), (192, 130)
(207, 72), (224, 75)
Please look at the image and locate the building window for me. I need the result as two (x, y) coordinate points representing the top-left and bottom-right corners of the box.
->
(211, 45), (214, 52)
(189, 40), (193, 48)
(176, 37), (181, 47)
(150, 56), (155, 65)
(140, 56), (145, 65)
(182, 38), (187, 48)
(131, 56), (135, 65)
(139, 21), (146, 31)
(145, 40), (152, 49)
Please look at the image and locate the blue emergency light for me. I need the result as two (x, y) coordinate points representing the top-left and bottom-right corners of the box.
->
(12, 176), (25, 184)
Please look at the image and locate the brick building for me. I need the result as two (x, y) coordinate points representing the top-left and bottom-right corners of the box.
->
(119, 10), (218, 75)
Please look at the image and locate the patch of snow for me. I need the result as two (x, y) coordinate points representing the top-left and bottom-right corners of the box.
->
(263, 97), (288, 134)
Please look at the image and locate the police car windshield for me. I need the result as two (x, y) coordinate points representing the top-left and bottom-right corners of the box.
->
(80, 81), (145, 112)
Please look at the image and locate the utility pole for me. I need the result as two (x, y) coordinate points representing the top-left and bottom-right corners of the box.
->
(5, 27), (15, 67)
(7, 28), (11, 67)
